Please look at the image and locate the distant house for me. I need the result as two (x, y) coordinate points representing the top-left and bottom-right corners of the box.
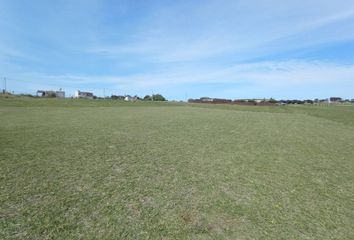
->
(330, 97), (342, 103)
(188, 97), (232, 104)
(319, 99), (330, 104)
(211, 98), (232, 103)
(55, 91), (65, 98)
(74, 90), (94, 99)
(111, 95), (125, 100)
(124, 95), (138, 101)
(37, 90), (65, 98)
(200, 97), (214, 102)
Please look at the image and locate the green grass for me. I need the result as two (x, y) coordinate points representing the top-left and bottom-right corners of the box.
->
(1, 97), (354, 239)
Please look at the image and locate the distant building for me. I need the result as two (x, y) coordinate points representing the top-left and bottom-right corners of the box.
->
(74, 90), (94, 99)
(111, 95), (125, 100)
(330, 97), (342, 103)
(200, 97), (214, 102)
(55, 91), (65, 98)
(124, 95), (138, 101)
(211, 98), (232, 103)
(37, 90), (65, 98)
(319, 99), (330, 103)
(188, 97), (232, 104)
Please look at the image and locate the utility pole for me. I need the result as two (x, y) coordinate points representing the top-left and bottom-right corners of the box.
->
(3, 77), (6, 94)
(103, 88), (106, 99)
(151, 91), (154, 101)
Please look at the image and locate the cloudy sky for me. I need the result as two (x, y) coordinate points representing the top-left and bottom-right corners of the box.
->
(1, 0), (354, 99)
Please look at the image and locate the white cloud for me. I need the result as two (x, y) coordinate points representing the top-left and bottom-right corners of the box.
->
(87, 0), (354, 63)
(1, 0), (354, 99)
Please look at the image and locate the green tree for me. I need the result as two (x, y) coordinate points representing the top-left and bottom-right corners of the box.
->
(269, 98), (278, 103)
(152, 94), (166, 101)
(143, 95), (152, 101)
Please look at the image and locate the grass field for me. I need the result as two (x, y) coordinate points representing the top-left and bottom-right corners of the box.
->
(1, 97), (354, 239)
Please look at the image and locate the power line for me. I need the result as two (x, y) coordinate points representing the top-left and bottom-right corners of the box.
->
(2, 77), (6, 93)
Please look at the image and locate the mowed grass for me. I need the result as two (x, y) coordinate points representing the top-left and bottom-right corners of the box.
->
(1, 98), (354, 239)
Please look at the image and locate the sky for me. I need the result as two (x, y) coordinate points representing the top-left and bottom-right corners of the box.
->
(1, 0), (354, 100)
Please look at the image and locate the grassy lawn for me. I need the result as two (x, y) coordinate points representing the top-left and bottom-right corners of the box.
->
(1, 97), (354, 239)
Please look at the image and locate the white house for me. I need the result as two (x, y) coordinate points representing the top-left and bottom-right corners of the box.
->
(74, 90), (94, 99)
(124, 95), (137, 101)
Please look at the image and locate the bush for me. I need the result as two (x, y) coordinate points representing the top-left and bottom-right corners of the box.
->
(152, 94), (166, 101)
(143, 95), (152, 101)
(269, 98), (278, 103)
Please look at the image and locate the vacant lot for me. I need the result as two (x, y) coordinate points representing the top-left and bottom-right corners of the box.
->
(1, 98), (354, 239)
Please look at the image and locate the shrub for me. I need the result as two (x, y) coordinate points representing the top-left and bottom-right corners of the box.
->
(152, 94), (166, 101)
(143, 95), (152, 101)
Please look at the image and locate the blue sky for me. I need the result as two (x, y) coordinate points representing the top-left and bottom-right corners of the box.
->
(1, 0), (354, 100)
